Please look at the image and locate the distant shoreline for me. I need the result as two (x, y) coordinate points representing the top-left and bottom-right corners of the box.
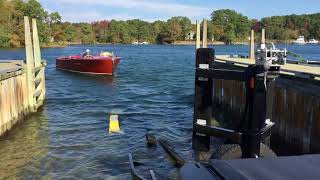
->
(0, 40), (314, 49)
(173, 41), (226, 45)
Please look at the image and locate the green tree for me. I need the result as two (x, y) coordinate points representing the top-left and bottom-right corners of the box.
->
(37, 22), (51, 43)
(261, 13), (320, 40)
(207, 21), (224, 41)
(2, 0), (320, 48)
(0, 0), (12, 47)
(63, 24), (77, 42)
(77, 23), (95, 44)
(164, 17), (184, 42)
(211, 9), (251, 43)
(0, 27), (10, 47)
(152, 20), (167, 43)
(48, 12), (61, 24)
(167, 16), (192, 40)
(22, 0), (47, 21)
(310, 23), (320, 39)
(103, 20), (132, 43)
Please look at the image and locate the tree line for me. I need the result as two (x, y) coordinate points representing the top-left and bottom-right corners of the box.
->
(1, 0), (320, 48)
(261, 14), (320, 41)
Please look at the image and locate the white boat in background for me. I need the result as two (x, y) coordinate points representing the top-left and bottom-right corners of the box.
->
(293, 36), (306, 44)
(307, 39), (319, 44)
(132, 41), (149, 45)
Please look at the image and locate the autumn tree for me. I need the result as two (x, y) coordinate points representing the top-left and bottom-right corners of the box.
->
(1, 1), (320, 47)
(211, 9), (251, 44)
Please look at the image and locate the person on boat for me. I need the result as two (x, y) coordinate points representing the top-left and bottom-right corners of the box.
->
(82, 49), (92, 58)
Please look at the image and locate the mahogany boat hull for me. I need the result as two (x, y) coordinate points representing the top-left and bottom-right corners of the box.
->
(56, 56), (120, 75)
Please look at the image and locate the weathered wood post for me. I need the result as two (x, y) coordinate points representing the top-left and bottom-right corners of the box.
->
(192, 48), (215, 152)
(32, 18), (45, 108)
(24, 16), (36, 112)
(261, 28), (266, 44)
(250, 29), (255, 62)
(202, 19), (208, 48)
(196, 20), (201, 49)
(32, 19), (41, 69)
(192, 20), (214, 153)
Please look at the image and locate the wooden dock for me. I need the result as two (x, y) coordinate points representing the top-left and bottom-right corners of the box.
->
(215, 55), (320, 80)
(0, 17), (46, 137)
(211, 55), (320, 155)
(192, 21), (320, 156)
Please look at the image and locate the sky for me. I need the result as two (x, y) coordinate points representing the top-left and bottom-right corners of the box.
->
(40, 0), (320, 23)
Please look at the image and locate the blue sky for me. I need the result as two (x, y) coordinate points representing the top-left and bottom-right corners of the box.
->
(40, 0), (320, 22)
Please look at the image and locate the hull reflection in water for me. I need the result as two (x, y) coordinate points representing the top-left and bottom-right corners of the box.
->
(59, 70), (116, 86)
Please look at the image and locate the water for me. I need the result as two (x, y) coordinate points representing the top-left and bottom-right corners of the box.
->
(0, 44), (319, 179)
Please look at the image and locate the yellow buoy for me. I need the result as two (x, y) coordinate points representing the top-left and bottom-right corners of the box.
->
(109, 114), (120, 133)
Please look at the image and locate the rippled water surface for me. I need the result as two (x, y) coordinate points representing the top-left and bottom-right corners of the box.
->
(0, 44), (319, 179)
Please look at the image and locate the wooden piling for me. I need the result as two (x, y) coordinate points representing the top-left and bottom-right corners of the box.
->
(202, 19), (208, 48)
(192, 48), (215, 152)
(32, 19), (41, 68)
(24, 16), (36, 112)
(32, 18), (45, 107)
(261, 28), (266, 44)
(250, 29), (255, 61)
(196, 20), (201, 49)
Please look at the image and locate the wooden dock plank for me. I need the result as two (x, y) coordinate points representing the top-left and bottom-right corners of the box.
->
(0, 61), (24, 70)
(216, 55), (320, 79)
(0, 61), (26, 80)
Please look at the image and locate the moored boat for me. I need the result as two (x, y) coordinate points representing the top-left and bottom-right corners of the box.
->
(293, 36), (306, 44)
(307, 39), (319, 44)
(56, 51), (120, 75)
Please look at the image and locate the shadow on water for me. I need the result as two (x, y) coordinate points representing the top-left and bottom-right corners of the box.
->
(0, 109), (49, 179)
